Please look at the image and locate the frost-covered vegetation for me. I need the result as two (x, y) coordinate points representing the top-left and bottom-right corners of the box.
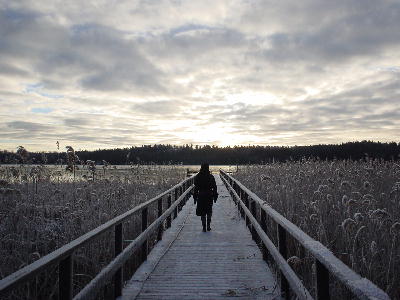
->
(234, 159), (400, 299)
(0, 164), (185, 285)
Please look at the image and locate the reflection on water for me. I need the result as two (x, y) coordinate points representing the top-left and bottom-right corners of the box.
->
(183, 165), (237, 174)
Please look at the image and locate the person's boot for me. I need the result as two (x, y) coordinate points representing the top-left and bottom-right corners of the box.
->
(207, 217), (211, 231)
(201, 217), (206, 232)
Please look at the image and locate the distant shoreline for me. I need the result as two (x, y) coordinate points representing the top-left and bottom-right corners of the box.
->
(1, 141), (399, 165)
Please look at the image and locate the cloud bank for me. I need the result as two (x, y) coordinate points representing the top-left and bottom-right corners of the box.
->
(0, 0), (399, 151)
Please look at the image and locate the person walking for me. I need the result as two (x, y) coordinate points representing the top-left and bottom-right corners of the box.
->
(193, 163), (218, 232)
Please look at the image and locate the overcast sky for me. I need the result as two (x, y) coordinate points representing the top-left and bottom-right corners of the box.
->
(1, 0), (399, 151)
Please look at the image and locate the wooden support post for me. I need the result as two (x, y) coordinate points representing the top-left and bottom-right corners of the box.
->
(141, 208), (148, 262)
(166, 195), (172, 228)
(173, 188), (179, 216)
(236, 189), (241, 211)
(238, 190), (243, 217)
(182, 183), (187, 205)
(250, 201), (259, 243)
(245, 195), (250, 226)
(186, 192), (190, 204)
(179, 186), (184, 210)
(277, 224), (290, 299)
(316, 259), (330, 300)
(59, 255), (73, 300)
(157, 198), (163, 241)
(187, 183), (191, 204)
(260, 208), (268, 260)
(114, 223), (123, 298)
(177, 187), (181, 212)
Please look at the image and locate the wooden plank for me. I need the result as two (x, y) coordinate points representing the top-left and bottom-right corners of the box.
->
(122, 175), (279, 300)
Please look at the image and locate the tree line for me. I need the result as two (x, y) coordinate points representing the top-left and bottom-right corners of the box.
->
(0, 141), (399, 165)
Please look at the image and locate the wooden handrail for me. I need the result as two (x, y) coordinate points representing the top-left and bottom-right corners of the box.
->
(220, 170), (390, 300)
(74, 186), (194, 300)
(221, 174), (313, 299)
(0, 175), (195, 298)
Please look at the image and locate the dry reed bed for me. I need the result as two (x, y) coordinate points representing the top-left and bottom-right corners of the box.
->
(234, 159), (400, 299)
(0, 165), (185, 298)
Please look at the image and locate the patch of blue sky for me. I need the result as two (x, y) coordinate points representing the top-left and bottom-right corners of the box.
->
(31, 107), (54, 114)
(38, 92), (63, 99)
(24, 83), (43, 93)
(24, 83), (63, 99)
(170, 24), (215, 36)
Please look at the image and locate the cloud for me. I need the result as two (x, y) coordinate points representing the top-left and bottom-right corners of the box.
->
(132, 100), (182, 115)
(0, 8), (168, 95)
(64, 117), (90, 127)
(6, 121), (52, 132)
(0, 0), (399, 150)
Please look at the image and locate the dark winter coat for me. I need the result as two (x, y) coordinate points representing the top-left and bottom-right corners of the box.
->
(193, 172), (218, 216)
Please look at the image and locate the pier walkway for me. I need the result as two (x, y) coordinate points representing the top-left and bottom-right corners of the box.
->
(122, 175), (278, 300)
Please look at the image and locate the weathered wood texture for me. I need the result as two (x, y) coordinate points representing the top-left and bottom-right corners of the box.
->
(122, 175), (279, 300)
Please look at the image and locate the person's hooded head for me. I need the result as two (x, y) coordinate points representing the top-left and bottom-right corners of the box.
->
(199, 163), (209, 174)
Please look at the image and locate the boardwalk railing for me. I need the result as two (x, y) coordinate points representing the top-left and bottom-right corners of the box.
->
(220, 170), (390, 300)
(0, 175), (195, 300)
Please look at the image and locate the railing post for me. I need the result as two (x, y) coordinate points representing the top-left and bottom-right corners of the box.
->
(141, 208), (148, 262)
(238, 190), (242, 215)
(157, 198), (163, 241)
(277, 224), (289, 299)
(114, 223), (123, 298)
(236, 188), (241, 213)
(244, 194), (250, 226)
(173, 189), (178, 219)
(179, 185), (184, 211)
(59, 255), (73, 300)
(250, 201), (259, 243)
(166, 195), (172, 228)
(185, 189), (190, 204)
(316, 259), (330, 300)
(182, 183), (187, 206)
(260, 208), (268, 261)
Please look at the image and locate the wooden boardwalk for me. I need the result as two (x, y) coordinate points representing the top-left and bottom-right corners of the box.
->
(121, 175), (279, 300)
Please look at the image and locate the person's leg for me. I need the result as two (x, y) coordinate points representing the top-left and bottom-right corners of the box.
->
(206, 212), (212, 231)
(201, 216), (206, 232)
